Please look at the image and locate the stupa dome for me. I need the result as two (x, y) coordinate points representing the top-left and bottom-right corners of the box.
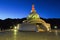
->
(27, 12), (40, 20)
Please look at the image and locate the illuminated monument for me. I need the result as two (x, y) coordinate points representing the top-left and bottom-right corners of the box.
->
(19, 4), (51, 32)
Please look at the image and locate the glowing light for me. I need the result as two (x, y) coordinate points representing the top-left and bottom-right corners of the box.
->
(14, 27), (17, 29)
(54, 26), (57, 29)
(13, 26), (18, 36)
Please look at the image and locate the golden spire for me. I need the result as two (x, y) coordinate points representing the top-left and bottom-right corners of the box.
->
(32, 4), (35, 12)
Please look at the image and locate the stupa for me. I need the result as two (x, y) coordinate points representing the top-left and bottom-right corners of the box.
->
(19, 4), (51, 32)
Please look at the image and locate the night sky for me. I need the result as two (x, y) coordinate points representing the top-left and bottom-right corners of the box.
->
(0, 0), (60, 19)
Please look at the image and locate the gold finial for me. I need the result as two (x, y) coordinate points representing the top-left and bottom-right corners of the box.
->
(32, 4), (35, 12)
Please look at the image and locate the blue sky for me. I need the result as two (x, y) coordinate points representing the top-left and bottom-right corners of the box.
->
(0, 0), (60, 19)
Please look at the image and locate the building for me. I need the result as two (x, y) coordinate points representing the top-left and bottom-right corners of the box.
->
(19, 4), (51, 32)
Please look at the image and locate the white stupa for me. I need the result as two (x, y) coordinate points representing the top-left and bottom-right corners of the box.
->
(19, 4), (51, 32)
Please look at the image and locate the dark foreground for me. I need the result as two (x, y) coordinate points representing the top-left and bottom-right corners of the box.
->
(0, 30), (60, 40)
